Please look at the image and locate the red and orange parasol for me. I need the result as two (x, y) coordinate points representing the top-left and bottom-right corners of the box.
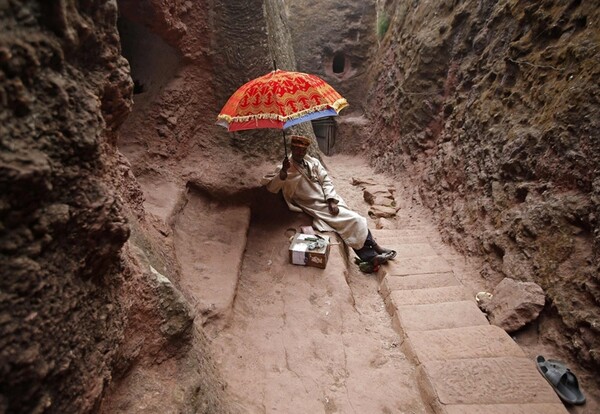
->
(217, 69), (348, 154)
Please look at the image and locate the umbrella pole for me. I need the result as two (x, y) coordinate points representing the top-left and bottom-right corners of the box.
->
(282, 130), (287, 158)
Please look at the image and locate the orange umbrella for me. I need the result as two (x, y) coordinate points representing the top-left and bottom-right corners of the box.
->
(217, 69), (348, 133)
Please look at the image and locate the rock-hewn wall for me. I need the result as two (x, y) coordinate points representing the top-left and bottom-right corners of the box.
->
(208, 0), (284, 160)
(367, 0), (599, 371)
(0, 0), (234, 412)
(284, 0), (377, 114)
(117, 0), (306, 196)
(0, 0), (132, 411)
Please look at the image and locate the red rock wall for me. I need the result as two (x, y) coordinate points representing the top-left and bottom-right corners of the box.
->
(285, 0), (378, 114)
(367, 0), (599, 371)
(0, 0), (132, 412)
(117, 0), (294, 194)
(0, 0), (314, 411)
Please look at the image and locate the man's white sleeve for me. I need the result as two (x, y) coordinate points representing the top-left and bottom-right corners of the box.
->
(317, 161), (339, 201)
(261, 167), (284, 193)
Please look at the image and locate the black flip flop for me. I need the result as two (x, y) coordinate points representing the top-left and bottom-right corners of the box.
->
(536, 355), (586, 405)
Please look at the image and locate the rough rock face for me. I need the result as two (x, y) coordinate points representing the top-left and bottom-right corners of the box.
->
(483, 277), (546, 332)
(1, 0), (237, 412)
(366, 0), (600, 372)
(284, 0), (377, 114)
(116, 0), (311, 196)
(105, 0), (301, 412)
(0, 1), (132, 412)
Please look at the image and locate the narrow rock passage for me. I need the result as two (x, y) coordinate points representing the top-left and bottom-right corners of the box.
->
(184, 153), (575, 413)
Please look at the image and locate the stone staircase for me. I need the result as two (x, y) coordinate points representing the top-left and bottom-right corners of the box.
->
(372, 228), (569, 414)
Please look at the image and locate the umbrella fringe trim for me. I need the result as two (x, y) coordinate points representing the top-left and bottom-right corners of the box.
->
(217, 98), (348, 124)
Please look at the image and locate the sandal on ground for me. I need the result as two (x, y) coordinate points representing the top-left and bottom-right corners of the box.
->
(536, 355), (586, 405)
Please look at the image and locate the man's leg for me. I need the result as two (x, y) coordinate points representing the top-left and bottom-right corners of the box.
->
(353, 230), (397, 264)
(373, 243), (397, 259)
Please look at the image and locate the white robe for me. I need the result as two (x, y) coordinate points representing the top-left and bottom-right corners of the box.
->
(263, 155), (368, 249)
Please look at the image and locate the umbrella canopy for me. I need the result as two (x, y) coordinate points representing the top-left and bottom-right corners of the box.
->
(217, 69), (348, 132)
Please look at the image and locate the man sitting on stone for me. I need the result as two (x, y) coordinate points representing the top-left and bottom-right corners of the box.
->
(263, 134), (396, 272)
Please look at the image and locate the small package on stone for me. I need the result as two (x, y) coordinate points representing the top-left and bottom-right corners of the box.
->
(289, 233), (330, 269)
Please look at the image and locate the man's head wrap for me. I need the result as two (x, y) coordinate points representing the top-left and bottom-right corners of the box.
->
(290, 135), (311, 148)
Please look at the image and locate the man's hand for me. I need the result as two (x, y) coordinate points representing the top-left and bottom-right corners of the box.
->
(327, 199), (339, 216)
(279, 157), (290, 180)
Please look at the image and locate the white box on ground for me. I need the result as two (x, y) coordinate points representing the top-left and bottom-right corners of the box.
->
(288, 233), (330, 269)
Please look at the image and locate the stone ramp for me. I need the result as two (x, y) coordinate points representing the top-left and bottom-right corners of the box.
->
(173, 190), (250, 327)
(371, 229), (568, 414)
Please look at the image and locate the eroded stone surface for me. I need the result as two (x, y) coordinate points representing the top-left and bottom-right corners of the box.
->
(375, 217), (396, 229)
(173, 192), (251, 326)
(395, 301), (489, 333)
(368, 204), (399, 218)
(379, 272), (460, 298)
(372, 229), (436, 239)
(381, 242), (438, 258)
(443, 403), (568, 414)
(363, 185), (395, 205)
(388, 285), (471, 307)
(386, 256), (453, 276)
(405, 325), (525, 363)
(417, 357), (562, 405)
